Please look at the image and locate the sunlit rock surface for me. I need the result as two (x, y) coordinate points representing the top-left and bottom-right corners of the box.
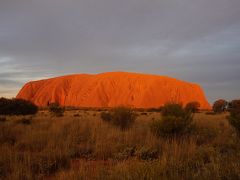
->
(17, 72), (210, 109)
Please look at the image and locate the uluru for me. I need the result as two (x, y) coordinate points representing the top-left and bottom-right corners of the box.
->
(16, 72), (210, 109)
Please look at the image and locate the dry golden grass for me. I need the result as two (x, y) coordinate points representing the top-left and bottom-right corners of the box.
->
(0, 110), (240, 179)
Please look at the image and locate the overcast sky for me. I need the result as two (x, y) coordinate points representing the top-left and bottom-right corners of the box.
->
(0, 0), (240, 103)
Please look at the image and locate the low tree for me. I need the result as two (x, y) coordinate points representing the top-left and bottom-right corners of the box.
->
(228, 100), (240, 115)
(185, 101), (200, 113)
(111, 106), (136, 130)
(228, 99), (240, 136)
(0, 98), (38, 115)
(212, 99), (228, 113)
(151, 103), (193, 138)
(48, 103), (65, 117)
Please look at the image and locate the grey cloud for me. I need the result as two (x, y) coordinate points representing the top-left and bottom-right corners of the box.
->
(0, 79), (22, 86)
(0, 0), (240, 102)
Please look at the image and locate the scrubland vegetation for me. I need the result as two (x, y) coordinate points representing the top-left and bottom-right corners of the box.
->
(150, 103), (194, 138)
(0, 99), (240, 179)
(0, 98), (38, 116)
(48, 103), (65, 117)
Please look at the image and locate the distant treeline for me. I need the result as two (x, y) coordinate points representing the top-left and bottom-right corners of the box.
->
(0, 96), (239, 116)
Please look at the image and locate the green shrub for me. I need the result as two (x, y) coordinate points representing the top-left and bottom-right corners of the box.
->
(110, 106), (136, 130)
(213, 99), (227, 113)
(151, 103), (193, 138)
(48, 103), (65, 117)
(185, 101), (200, 113)
(0, 98), (38, 115)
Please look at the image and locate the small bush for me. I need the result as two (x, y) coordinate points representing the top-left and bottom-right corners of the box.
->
(100, 111), (112, 122)
(101, 107), (136, 130)
(110, 106), (136, 130)
(185, 101), (200, 113)
(48, 103), (65, 117)
(213, 99), (227, 113)
(228, 100), (240, 117)
(228, 100), (240, 136)
(161, 103), (185, 117)
(0, 98), (38, 115)
(135, 147), (159, 160)
(151, 103), (193, 138)
(151, 115), (193, 138)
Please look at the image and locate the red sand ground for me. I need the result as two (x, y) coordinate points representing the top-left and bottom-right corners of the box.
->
(17, 72), (210, 109)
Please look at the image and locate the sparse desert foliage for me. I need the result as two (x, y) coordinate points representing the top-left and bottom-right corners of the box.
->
(228, 99), (240, 136)
(185, 101), (200, 113)
(151, 103), (193, 137)
(101, 106), (136, 130)
(48, 103), (65, 117)
(110, 106), (136, 130)
(0, 110), (240, 180)
(213, 99), (228, 113)
(161, 103), (186, 117)
(0, 97), (38, 115)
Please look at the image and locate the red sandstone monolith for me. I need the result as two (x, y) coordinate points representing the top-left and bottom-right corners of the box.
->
(17, 72), (210, 109)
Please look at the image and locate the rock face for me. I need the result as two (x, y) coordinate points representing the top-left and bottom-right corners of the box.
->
(16, 72), (210, 109)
